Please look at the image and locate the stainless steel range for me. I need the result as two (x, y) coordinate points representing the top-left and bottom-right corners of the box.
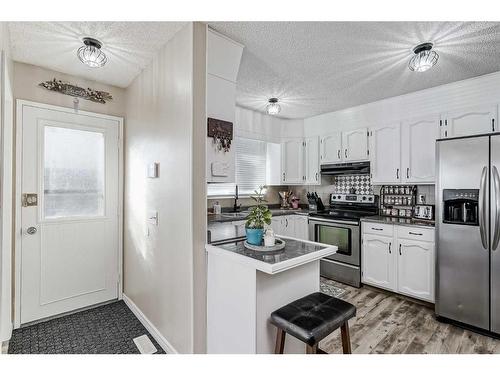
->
(309, 193), (378, 287)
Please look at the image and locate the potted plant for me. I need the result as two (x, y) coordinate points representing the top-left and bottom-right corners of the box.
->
(245, 186), (272, 245)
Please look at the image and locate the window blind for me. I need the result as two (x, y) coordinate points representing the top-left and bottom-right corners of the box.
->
(207, 137), (268, 197)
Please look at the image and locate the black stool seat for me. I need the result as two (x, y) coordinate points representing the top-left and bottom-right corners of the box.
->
(270, 292), (356, 347)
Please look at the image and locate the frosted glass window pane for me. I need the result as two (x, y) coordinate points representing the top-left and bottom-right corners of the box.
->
(44, 126), (105, 219)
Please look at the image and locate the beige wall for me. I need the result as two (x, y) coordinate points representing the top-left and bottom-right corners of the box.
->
(124, 22), (206, 354)
(13, 62), (125, 117)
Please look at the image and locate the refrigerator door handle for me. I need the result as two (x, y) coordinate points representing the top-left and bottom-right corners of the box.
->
(479, 166), (488, 250)
(492, 166), (500, 251)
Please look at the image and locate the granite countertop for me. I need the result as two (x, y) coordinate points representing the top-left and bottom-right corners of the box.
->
(361, 215), (435, 228)
(207, 207), (311, 224)
(206, 236), (337, 274)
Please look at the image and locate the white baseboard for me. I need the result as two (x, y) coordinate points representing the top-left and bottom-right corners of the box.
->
(122, 294), (178, 354)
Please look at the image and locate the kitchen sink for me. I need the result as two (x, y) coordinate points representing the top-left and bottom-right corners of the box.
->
(220, 212), (249, 219)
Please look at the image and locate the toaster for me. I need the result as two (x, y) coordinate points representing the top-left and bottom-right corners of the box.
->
(414, 205), (434, 220)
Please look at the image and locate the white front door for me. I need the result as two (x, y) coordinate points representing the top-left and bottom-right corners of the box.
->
(19, 102), (121, 325)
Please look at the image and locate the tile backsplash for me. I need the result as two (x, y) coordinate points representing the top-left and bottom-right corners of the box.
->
(332, 174), (373, 195)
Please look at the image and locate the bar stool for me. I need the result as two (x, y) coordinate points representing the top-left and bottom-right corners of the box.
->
(270, 292), (356, 354)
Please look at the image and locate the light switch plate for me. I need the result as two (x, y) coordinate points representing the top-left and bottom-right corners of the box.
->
(147, 163), (159, 178)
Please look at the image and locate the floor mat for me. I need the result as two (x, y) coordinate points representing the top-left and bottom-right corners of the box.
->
(8, 300), (165, 354)
(320, 277), (348, 299)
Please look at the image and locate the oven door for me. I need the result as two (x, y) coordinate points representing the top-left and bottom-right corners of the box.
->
(309, 218), (360, 266)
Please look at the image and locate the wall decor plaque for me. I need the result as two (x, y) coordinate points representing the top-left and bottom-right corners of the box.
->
(39, 78), (113, 104)
(207, 117), (233, 153)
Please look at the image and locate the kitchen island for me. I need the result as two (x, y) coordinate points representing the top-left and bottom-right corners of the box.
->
(206, 236), (336, 353)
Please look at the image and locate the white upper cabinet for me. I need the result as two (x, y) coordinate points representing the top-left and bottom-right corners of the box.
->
(320, 133), (342, 164)
(281, 139), (304, 184)
(397, 237), (435, 302)
(342, 128), (369, 162)
(207, 29), (244, 82)
(362, 233), (396, 291)
(401, 115), (440, 184)
(304, 136), (320, 185)
(369, 123), (401, 185)
(441, 105), (497, 138)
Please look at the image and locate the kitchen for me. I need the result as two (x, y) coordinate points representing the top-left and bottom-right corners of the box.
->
(205, 22), (500, 354)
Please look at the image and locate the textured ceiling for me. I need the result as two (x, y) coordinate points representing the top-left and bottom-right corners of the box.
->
(8, 22), (186, 88)
(209, 22), (500, 119)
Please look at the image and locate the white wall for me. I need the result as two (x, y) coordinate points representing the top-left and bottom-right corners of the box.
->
(13, 62), (125, 118)
(0, 22), (14, 344)
(304, 70), (500, 136)
(124, 22), (206, 354)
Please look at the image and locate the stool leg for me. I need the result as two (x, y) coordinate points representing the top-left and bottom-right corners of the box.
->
(340, 321), (352, 354)
(275, 328), (286, 354)
(306, 344), (318, 354)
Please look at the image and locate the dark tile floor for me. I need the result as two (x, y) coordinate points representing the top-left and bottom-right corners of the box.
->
(8, 300), (165, 354)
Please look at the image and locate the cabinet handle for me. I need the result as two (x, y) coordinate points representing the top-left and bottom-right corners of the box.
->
(396, 168), (400, 179)
(315, 172), (318, 181)
(345, 149), (348, 158)
(399, 244), (402, 255)
(408, 231), (423, 236)
(388, 242), (392, 254)
(493, 118), (496, 132)
(283, 172), (286, 181)
(286, 218), (288, 227)
(337, 150), (341, 159)
(371, 227), (383, 231)
(406, 167), (409, 179)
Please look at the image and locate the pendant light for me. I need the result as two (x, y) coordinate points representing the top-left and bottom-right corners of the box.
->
(408, 42), (439, 72)
(266, 98), (281, 115)
(77, 37), (107, 68)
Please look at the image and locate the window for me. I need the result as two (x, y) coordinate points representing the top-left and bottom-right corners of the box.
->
(207, 137), (268, 197)
(43, 126), (105, 219)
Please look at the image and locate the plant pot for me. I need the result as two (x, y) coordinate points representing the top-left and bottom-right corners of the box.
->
(246, 228), (264, 246)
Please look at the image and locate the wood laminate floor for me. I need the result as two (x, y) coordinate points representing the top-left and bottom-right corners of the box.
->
(319, 281), (500, 354)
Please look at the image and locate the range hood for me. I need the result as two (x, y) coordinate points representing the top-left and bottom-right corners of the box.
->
(320, 161), (370, 176)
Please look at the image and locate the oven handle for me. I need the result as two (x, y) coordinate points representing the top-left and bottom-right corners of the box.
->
(308, 217), (359, 226)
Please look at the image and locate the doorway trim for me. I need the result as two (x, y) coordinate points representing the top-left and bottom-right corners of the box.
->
(14, 100), (124, 328)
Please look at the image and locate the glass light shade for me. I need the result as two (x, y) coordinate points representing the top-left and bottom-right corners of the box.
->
(77, 38), (107, 68)
(266, 101), (281, 115)
(408, 49), (439, 72)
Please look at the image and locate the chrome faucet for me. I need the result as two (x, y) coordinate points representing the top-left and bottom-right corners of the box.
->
(233, 185), (241, 212)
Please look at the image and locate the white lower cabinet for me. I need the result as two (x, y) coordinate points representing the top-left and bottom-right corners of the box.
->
(362, 223), (435, 302)
(361, 234), (396, 291)
(271, 215), (309, 240)
(397, 238), (434, 302)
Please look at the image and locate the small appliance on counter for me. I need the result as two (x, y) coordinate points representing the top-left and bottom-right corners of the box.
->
(306, 192), (325, 212)
(413, 204), (434, 221)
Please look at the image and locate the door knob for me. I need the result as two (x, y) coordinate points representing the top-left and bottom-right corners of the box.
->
(26, 227), (37, 235)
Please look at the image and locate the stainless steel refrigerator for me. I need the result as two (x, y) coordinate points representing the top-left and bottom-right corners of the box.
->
(436, 133), (500, 334)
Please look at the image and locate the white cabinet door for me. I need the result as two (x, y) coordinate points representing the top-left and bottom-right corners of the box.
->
(401, 116), (439, 184)
(397, 238), (435, 302)
(342, 128), (369, 162)
(281, 139), (304, 184)
(362, 234), (396, 291)
(442, 105), (497, 138)
(271, 217), (283, 235)
(289, 215), (309, 240)
(266, 142), (282, 186)
(305, 136), (320, 185)
(320, 133), (342, 164)
(369, 123), (401, 184)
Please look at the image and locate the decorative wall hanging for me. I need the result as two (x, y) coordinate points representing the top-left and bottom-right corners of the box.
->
(38, 78), (113, 104)
(207, 117), (233, 153)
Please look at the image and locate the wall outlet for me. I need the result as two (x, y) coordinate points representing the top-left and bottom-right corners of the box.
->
(147, 163), (159, 178)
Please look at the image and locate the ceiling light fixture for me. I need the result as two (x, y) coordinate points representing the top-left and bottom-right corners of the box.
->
(266, 98), (281, 115)
(77, 37), (107, 68)
(408, 42), (439, 72)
